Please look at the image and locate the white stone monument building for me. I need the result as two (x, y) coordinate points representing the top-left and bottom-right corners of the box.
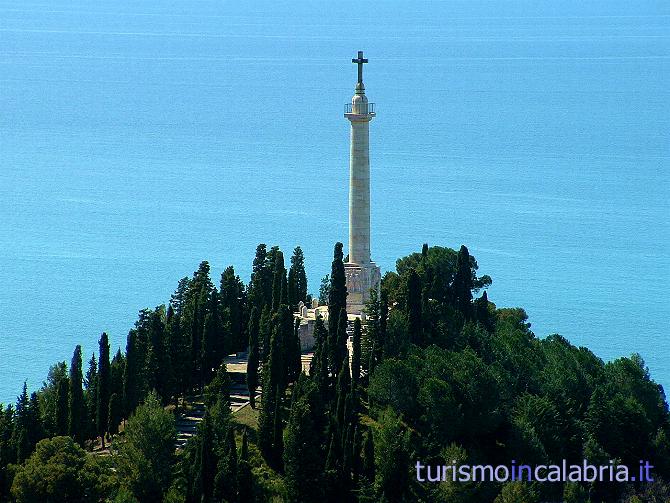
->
(295, 51), (381, 350)
(344, 51), (381, 315)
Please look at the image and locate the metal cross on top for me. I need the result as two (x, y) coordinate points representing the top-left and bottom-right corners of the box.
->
(352, 51), (368, 84)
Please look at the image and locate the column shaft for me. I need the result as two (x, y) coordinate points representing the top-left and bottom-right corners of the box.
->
(349, 119), (371, 265)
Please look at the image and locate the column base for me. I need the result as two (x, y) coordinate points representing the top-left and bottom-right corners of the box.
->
(345, 261), (381, 315)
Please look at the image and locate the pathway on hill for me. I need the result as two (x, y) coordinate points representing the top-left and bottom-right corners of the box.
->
(174, 354), (313, 449)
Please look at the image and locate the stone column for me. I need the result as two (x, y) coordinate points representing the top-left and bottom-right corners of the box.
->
(348, 94), (372, 265)
(344, 54), (381, 315)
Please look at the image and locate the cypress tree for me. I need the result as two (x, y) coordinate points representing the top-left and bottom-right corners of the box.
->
(288, 265), (297, 312)
(68, 345), (86, 445)
(109, 349), (125, 405)
(84, 354), (97, 441)
(197, 414), (217, 503)
(454, 244), (474, 319)
(237, 429), (253, 503)
(406, 268), (423, 346)
(220, 265), (246, 352)
(310, 314), (329, 400)
(54, 375), (69, 436)
(96, 332), (111, 448)
(342, 422), (355, 488)
(257, 367), (276, 466)
(272, 388), (284, 472)
(271, 250), (287, 312)
(214, 427), (239, 502)
(335, 357), (351, 443)
(379, 290), (388, 361)
(247, 306), (260, 408)
(258, 321), (283, 467)
(288, 246), (308, 312)
(287, 316), (302, 385)
(334, 308), (349, 376)
(201, 289), (224, 387)
(259, 305), (272, 363)
(324, 432), (344, 503)
(27, 392), (43, 454)
(284, 380), (326, 503)
(184, 261), (214, 391)
(123, 329), (144, 416)
(327, 243), (347, 356)
(361, 428), (375, 482)
(351, 318), (361, 389)
(249, 243), (269, 311)
(14, 383), (30, 463)
(107, 392), (122, 435)
(318, 275), (330, 305)
(352, 425), (362, 488)
(362, 288), (380, 376)
(146, 306), (170, 402)
(475, 290), (495, 333)
(167, 278), (190, 396)
(271, 311), (288, 396)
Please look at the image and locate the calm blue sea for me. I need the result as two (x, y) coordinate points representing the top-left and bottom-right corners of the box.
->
(1, 0), (668, 404)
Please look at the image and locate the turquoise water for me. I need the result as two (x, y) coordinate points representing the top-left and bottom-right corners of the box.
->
(1, 0), (668, 404)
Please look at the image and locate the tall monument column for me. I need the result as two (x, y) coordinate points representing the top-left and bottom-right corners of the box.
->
(344, 51), (381, 315)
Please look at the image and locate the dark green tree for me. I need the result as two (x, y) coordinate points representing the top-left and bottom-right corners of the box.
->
(333, 308), (349, 377)
(406, 268), (423, 346)
(84, 354), (97, 441)
(0, 405), (17, 496)
(335, 357), (352, 446)
(259, 305), (272, 363)
(272, 250), (288, 312)
(68, 345), (86, 445)
(55, 374), (69, 436)
(248, 244), (272, 311)
(214, 428), (238, 503)
(237, 429), (253, 503)
(274, 306), (293, 395)
(112, 391), (176, 502)
(351, 317), (362, 389)
(107, 393), (122, 436)
(146, 306), (170, 402)
(474, 290), (495, 332)
(38, 362), (67, 437)
(167, 278), (191, 397)
(123, 328), (145, 417)
(362, 288), (382, 375)
(96, 332), (110, 448)
(220, 265), (247, 352)
(272, 388), (284, 473)
(247, 306), (260, 408)
(287, 316), (302, 385)
(328, 243), (347, 355)
(183, 261), (214, 392)
(318, 275), (330, 306)
(453, 245), (474, 319)
(258, 319), (284, 469)
(361, 428), (375, 482)
(375, 408), (411, 502)
(284, 379), (326, 503)
(310, 314), (330, 400)
(109, 349), (125, 407)
(201, 289), (224, 387)
(13, 384), (32, 463)
(494, 482), (539, 503)
(288, 246), (308, 312)
(10, 436), (109, 503)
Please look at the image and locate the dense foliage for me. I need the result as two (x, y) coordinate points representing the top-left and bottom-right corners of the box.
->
(0, 243), (667, 502)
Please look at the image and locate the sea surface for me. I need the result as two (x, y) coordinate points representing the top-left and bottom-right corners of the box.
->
(1, 0), (668, 404)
